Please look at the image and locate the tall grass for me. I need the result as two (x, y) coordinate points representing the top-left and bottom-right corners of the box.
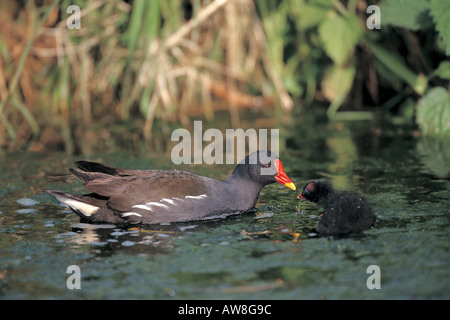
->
(1, 0), (448, 153)
(0, 0), (293, 153)
(0, 0), (60, 142)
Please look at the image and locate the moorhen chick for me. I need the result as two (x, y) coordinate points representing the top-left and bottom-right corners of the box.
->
(298, 180), (375, 236)
(45, 150), (296, 225)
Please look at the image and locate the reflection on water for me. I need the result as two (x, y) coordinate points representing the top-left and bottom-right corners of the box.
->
(63, 223), (189, 255)
(0, 111), (449, 299)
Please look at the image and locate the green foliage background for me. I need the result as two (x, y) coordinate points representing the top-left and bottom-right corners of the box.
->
(0, 0), (449, 154)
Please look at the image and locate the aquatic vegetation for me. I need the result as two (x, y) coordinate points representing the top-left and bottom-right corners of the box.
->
(1, 0), (449, 152)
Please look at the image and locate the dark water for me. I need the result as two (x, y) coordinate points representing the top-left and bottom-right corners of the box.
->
(1, 112), (449, 299)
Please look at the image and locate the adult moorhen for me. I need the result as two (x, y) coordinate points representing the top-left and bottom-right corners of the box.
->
(45, 150), (296, 225)
(298, 179), (375, 236)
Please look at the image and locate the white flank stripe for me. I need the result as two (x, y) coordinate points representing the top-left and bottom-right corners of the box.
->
(185, 194), (208, 200)
(122, 212), (142, 218)
(145, 202), (170, 210)
(131, 194), (208, 212)
(132, 204), (153, 211)
(160, 198), (178, 205)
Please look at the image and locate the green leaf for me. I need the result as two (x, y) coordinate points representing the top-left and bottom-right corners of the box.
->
(322, 65), (355, 101)
(380, 0), (433, 31)
(319, 13), (361, 65)
(430, 60), (450, 79)
(416, 87), (450, 137)
(291, 0), (332, 29)
(322, 65), (356, 118)
(430, 0), (450, 55)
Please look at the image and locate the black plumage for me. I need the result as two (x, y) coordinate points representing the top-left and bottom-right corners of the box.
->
(298, 180), (375, 236)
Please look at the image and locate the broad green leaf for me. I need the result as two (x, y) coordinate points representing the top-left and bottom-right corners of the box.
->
(321, 65), (355, 102)
(380, 0), (433, 30)
(430, 0), (450, 55)
(289, 0), (333, 29)
(430, 61), (450, 79)
(297, 6), (329, 29)
(319, 13), (361, 65)
(292, 0), (333, 29)
(416, 87), (450, 137)
(322, 64), (356, 118)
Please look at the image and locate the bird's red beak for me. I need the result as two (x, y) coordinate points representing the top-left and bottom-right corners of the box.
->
(274, 159), (296, 191)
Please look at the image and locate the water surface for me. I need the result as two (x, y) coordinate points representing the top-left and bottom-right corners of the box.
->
(0, 113), (449, 299)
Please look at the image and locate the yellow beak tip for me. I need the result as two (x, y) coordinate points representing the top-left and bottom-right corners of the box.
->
(285, 183), (296, 191)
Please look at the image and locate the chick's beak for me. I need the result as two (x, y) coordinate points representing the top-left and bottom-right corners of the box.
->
(274, 159), (296, 191)
(297, 193), (306, 201)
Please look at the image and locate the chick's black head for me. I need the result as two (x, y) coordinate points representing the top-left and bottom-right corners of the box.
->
(298, 180), (334, 203)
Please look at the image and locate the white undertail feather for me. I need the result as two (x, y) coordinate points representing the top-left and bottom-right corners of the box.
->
(54, 195), (99, 217)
